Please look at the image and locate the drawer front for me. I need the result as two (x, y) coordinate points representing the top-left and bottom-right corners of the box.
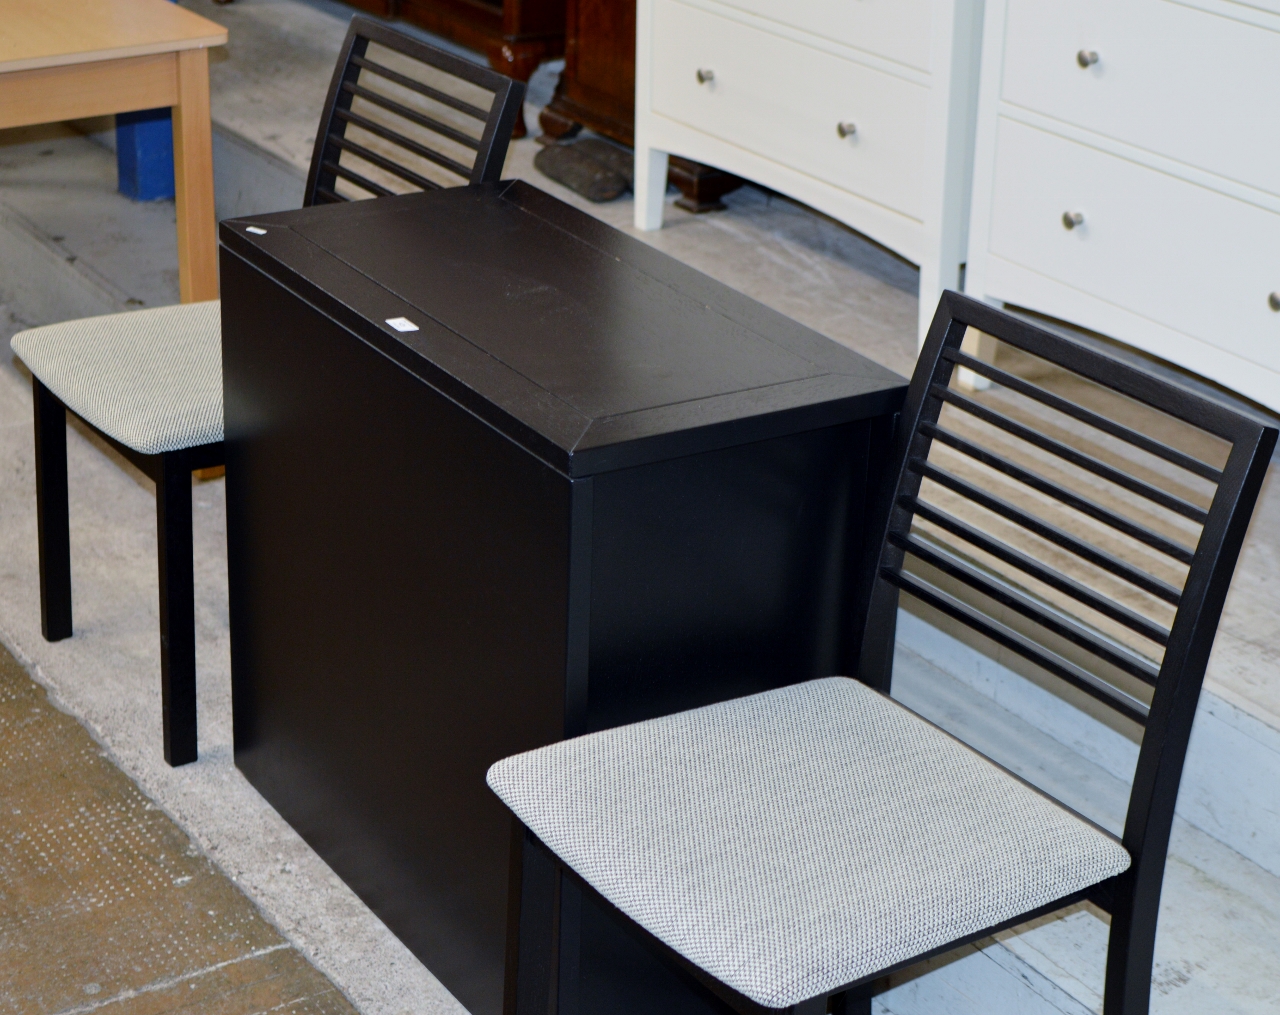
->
(1001, 0), (1280, 197)
(988, 119), (1280, 372)
(651, 0), (929, 221)
(720, 0), (934, 73)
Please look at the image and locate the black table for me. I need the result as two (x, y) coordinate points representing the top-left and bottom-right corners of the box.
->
(220, 181), (906, 1015)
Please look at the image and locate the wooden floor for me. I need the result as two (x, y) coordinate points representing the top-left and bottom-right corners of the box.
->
(0, 641), (357, 1015)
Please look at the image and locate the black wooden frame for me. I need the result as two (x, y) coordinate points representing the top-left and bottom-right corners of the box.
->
(305, 15), (526, 205)
(33, 378), (223, 766)
(500, 291), (1277, 1015)
(29, 16), (524, 766)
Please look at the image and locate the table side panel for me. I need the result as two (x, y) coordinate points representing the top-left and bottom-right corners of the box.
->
(0, 0), (225, 73)
(586, 420), (876, 733)
(0, 54), (178, 130)
(222, 254), (571, 1015)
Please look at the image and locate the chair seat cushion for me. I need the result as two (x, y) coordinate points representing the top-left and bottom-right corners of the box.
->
(487, 677), (1131, 1010)
(10, 301), (223, 455)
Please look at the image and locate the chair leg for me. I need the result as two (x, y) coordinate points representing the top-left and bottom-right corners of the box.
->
(33, 378), (72, 641)
(791, 997), (830, 1015)
(157, 452), (198, 766)
(557, 877), (583, 1015)
(830, 988), (872, 1015)
(1103, 877), (1159, 1015)
(505, 822), (560, 1015)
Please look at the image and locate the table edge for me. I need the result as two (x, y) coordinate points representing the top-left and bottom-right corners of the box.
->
(0, 34), (227, 75)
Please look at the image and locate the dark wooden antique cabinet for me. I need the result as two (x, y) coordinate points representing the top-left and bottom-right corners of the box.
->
(537, 0), (633, 143)
(537, 0), (744, 210)
(220, 182), (904, 1015)
(342, 0), (564, 135)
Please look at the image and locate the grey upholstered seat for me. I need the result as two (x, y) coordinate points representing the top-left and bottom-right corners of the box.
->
(488, 676), (1131, 1010)
(11, 301), (223, 456)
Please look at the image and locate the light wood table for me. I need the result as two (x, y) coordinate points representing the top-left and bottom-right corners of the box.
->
(0, 0), (227, 302)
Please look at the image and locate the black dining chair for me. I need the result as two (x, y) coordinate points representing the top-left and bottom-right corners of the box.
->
(487, 292), (1276, 1015)
(9, 14), (525, 767)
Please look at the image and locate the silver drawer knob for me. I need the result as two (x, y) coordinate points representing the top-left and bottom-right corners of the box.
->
(1077, 49), (1099, 68)
(837, 121), (857, 138)
(1270, 292), (1280, 312)
(696, 68), (715, 84)
(1062, 211), (1084, 230)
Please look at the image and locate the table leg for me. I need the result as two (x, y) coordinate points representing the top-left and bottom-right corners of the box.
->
(172, 48), (218, 303)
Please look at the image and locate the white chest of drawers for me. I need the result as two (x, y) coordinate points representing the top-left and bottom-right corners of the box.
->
(634, 0), (985, 345)
(965, 0), (1280, 411)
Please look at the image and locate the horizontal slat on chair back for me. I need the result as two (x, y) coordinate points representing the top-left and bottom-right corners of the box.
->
(887, 329), (1236, 727)
(860, 293), (1273, 808)
(305, 17), (523, 207)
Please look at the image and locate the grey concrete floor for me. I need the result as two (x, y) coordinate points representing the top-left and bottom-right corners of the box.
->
(2, 0), (1280, 1012)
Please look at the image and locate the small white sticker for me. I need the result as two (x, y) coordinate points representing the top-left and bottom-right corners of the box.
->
(245, 226), (267, 235)
(385, 316), (420, 332)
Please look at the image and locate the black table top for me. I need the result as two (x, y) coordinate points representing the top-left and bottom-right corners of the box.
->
(221, 181), (906, 476)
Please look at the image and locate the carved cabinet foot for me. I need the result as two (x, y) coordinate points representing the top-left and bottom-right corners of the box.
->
(537, 104), (583, 144)
(667, 156), (745, 213)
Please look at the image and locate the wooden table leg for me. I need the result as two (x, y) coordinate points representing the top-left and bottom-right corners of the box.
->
(172, 47), (218, 303)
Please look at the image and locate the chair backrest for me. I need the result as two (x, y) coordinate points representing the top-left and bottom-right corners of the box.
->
(857, 292), (1274, 1007)
(304, 16), (525, 207)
